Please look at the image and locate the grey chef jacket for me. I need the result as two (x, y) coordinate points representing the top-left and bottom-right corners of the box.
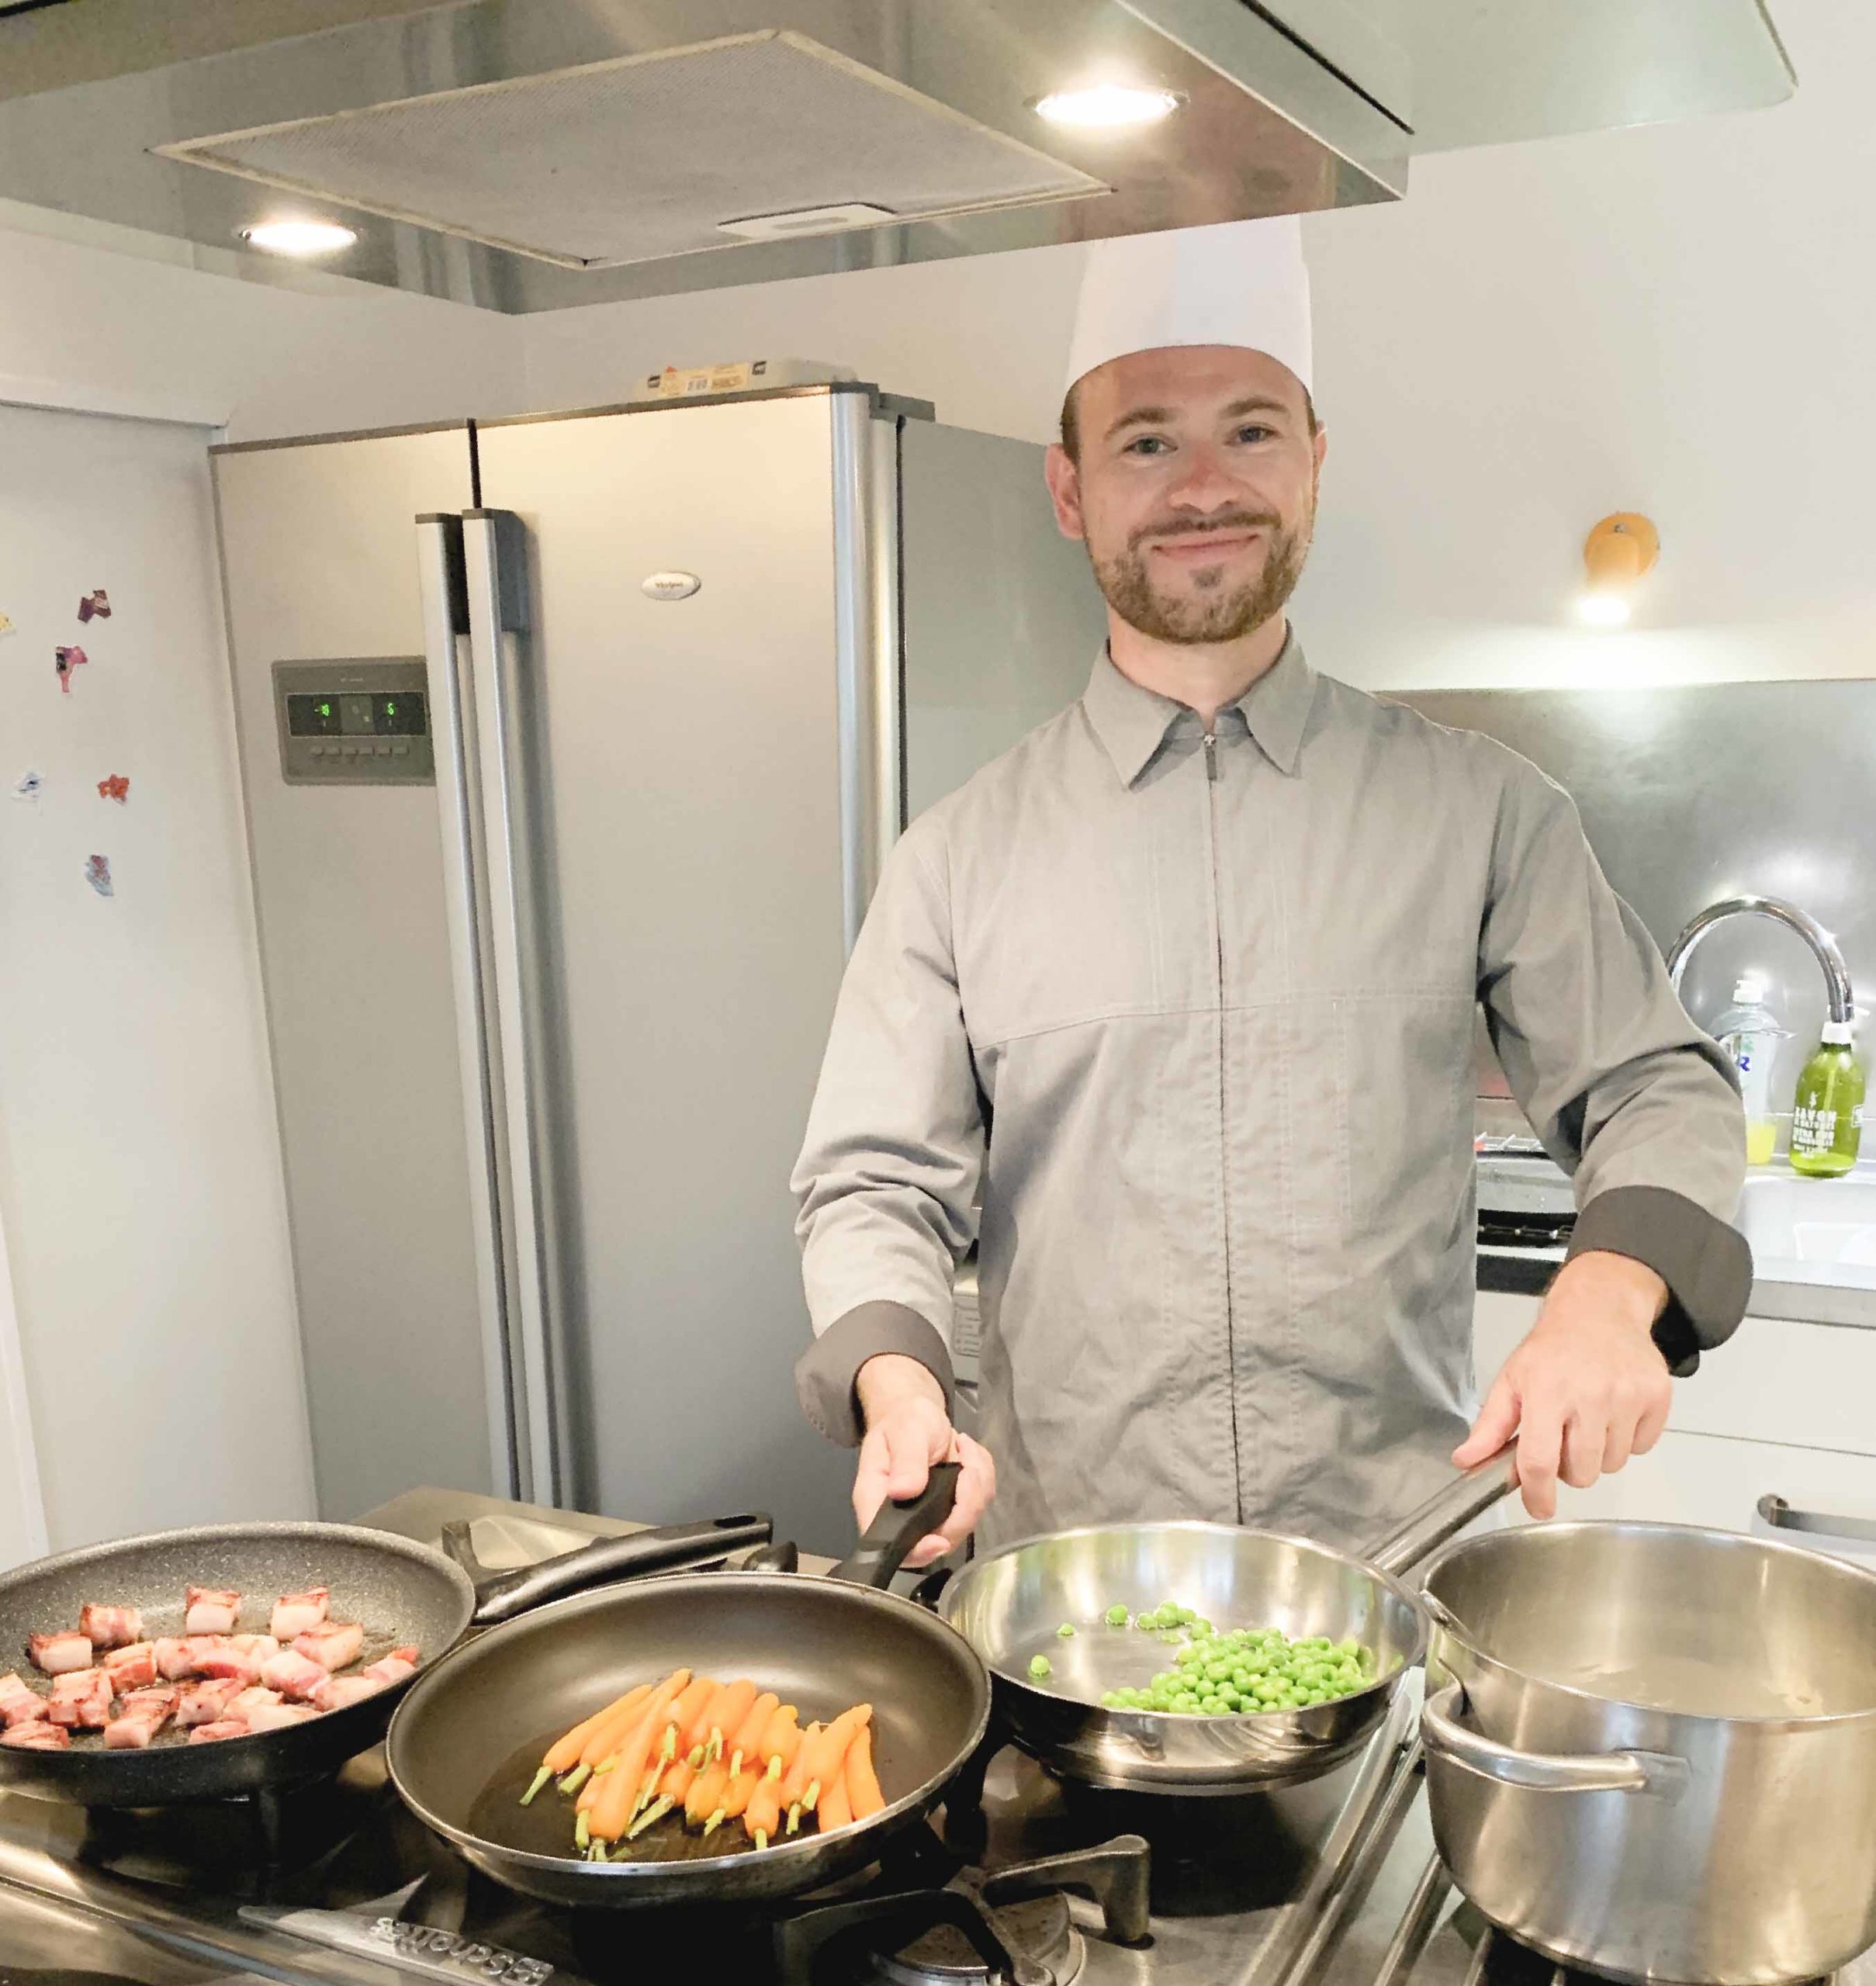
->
(791, 637), (1750, 1552)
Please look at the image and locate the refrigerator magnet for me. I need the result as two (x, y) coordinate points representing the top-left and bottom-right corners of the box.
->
(78, 589), (111, 623)
(12, 771), (43, 803)
(83, 854), (112, 898)
(54, 645), (88, 693)
(98, 773), (130, 804)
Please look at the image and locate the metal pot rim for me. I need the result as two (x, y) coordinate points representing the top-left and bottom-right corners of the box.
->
(385, 1566), (992, 1884)
(1420, 1518), (1876, 1731)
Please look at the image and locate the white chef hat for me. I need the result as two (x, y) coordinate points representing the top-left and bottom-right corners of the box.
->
(1063, 216), (1313, 398)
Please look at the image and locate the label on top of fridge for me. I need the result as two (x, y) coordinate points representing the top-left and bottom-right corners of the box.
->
(632, 358), (857, 403)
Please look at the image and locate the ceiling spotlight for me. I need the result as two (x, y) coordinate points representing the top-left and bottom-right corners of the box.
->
(1033, 84), (1182, 130)
(241, 220), (358, 258)
(1577, 512), (1658, 630)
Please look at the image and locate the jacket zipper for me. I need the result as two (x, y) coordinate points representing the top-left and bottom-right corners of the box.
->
(1203, 732), (1241, 1520)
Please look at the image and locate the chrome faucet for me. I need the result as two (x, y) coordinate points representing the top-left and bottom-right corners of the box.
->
(1665, 894), (1854, 1026)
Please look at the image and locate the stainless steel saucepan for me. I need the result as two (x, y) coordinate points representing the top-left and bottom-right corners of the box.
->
(938, 1449), (1518, 1794)
(1418, 1519), (1876, 1986)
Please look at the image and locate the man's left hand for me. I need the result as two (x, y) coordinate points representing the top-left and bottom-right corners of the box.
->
(1454, 1251), (1674, 1519)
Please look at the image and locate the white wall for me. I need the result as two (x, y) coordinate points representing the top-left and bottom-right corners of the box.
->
(0, 206), (525, 441)
(519, 0), (1867, 697)
(0, 401), (315, 1550)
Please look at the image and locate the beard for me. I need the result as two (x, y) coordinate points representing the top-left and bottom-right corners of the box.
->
(1091, 503), (1313, 645)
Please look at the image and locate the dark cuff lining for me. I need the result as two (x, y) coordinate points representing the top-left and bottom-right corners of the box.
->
(1568, 1184), (1753, 1377)
(794, 1301), (955, 1448)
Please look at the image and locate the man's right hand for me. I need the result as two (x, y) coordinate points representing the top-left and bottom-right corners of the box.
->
(853, 1353), (996, 1569)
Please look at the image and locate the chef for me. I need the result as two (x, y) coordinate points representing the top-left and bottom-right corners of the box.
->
(791, 217), (1749, 1565)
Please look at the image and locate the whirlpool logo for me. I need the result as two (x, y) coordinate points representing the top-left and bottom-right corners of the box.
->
(641, 571), (702, 601)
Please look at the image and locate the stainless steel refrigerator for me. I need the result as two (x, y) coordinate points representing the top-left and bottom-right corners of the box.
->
(213, 382), (1102, 1550)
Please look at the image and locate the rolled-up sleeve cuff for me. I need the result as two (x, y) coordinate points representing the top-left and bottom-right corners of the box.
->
(1568, 1184), (1753, 1376)
(794, 1301), (956, 1448)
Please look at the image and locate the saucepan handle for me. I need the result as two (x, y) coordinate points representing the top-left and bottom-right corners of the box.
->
(1362, 1444), (1521, 1582)
(455, 1514), (776, 1625)
(1422, 1684), (1688, 1801)
(830, 1462), (961, 1590)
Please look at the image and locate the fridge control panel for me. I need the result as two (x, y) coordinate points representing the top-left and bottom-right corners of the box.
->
(273, 659), (434, 785)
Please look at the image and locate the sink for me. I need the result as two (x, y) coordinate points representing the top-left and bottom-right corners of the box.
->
(1736, 1170), (1876, 1288)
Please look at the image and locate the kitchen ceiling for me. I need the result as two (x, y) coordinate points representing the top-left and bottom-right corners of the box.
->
(0, 0), (1793, 314)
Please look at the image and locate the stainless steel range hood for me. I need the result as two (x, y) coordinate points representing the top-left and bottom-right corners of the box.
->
(0, 0), (1792, 313)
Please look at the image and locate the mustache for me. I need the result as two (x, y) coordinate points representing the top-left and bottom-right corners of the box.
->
(1130, 510), (1284, 552)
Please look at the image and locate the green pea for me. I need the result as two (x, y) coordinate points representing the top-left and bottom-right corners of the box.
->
(1106, 1604), (1130, 1626)
(1057, 1621), (1076, 1638)
(1028, 1654), (1052, 1680)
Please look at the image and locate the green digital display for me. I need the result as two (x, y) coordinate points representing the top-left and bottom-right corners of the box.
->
(286, 693), (342, 737)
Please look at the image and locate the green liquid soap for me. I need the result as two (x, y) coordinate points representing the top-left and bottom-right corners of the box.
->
(1790, 1022), (1864, 1178)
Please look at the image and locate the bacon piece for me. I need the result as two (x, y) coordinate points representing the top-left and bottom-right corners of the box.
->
(223, 1684), (282, 1723)
(188, 1721), (247, 1745)
(193, 1635), (279, 1683)
(46, 1668), (112, 1729)
(28, 1631), (93, 1677)
(77, 1604), (144, 1652)
(2, 1721), (69, 1750)
(292, 1621), (363, 1673)
(358, 1646), (421, 1689)
(105, 1687), (177, 1749)
(260, 1648), (328, 1702)
(269, 1589), (329, 1640)
(244, 1701), (317, 1733)
(311, 1671), (389, 1714)
(175, 1677), (243, 1729)
(102, 1642), (158, 1691)
(183, 1587), (241, 1636)
(0, 1673), (44, 1728)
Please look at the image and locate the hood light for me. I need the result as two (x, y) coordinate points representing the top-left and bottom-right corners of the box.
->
(1033, 84), (1182, 130)
(241, 220), (358, 257)
(1577, 513), (1659, 629)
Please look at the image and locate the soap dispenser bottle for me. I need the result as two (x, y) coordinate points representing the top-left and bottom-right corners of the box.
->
(1712, 975), (1788, 1167)
(1790, 1019), (1864, 1177)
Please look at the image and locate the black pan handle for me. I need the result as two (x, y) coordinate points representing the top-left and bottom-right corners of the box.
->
(449, 1514), (774, 1625)
(829, 1462), (960, 1590)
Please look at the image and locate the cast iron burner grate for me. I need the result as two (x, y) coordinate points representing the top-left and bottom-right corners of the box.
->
(772, 1833), (1151, 1985)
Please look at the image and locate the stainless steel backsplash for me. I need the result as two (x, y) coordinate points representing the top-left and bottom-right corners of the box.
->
(1396, 681), (1876, 1129)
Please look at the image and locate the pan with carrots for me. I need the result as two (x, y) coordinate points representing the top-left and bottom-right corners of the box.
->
(384, 1465), (991, 1906)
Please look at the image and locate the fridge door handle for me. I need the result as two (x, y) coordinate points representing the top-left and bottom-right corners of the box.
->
(460, 508), (564, 1510)
(830, 398), (903, 953)
(417, 514), (524, 1503)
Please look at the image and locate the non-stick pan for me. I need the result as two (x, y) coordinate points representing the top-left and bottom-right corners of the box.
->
(386, 1466), (991, 1908)
(939, 1448), (1519, 1794)
(0, 1511), (773, 1808)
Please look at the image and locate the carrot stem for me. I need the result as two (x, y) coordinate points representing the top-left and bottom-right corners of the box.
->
(627, 1796), (673, 1839)
(521, 1766), (552, 1806)
(559, 1763), (590, 1797)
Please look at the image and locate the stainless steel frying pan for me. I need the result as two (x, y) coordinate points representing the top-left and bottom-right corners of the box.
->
(940, 1450), (1518, 1793)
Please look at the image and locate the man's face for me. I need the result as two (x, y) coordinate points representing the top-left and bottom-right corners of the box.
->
(1044, 346), (1326, 646)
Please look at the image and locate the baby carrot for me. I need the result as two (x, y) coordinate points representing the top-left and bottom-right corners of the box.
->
(684, 1760), (731, 1829)
(845, 1722), (885, 1822)
(818, 1774), (853, 1832)
(761, 1703), (803, 1780)
(742, 1771), (784, 1849)
(791, 1705), (871, 1832)
(687, 1678), (756, 1766)
(574, 1678), (661, 1773)
(701, 1766), (760, 1838)
(522, 1680), (652, 1802)
(587, 1670), (691, 1842)
(777, 1721), (822, 1815)
(725, 1690), (779, 1780)
(626, 1755), (697, 1841)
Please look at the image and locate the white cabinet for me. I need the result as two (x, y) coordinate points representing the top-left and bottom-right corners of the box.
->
(1473, 1288), (1876, 1565)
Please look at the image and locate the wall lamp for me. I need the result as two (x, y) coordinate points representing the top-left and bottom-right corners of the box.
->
(1577, 513), (1659, 628)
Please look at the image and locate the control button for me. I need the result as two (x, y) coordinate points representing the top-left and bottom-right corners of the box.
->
(309, 744), (327, 757)
(374, 742), (392, 756)
(341, 742), (359, 757)
(392, 742), (410, 756)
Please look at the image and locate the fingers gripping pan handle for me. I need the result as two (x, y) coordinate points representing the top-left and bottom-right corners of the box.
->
(1422, 1684), (1688, 1801)
(454, 1514), (776, 1625)
(1363, 1444), (1521, 1582)
(831, 1462), (962, 1590)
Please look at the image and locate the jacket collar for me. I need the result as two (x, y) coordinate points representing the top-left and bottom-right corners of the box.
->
(1082, 629), (1318, 786)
